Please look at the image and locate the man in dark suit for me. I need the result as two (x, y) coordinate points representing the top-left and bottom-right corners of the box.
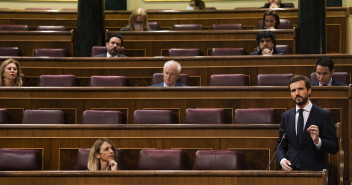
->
(250, 31), (285, 55)
(152, 60), (186, 87)
(94, 33), (127, 57)
(311, 57), (347, 86)
(276, 75), (338, 171)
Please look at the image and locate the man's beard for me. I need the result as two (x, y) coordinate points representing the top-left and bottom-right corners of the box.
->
(109, 48), (118, 56)
(294, 95), (308, 106)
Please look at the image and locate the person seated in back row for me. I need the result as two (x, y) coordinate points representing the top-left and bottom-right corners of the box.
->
(88, 138), (118, 171)
(262, 10), (280, 29)
(152, 60), (186, 87)
(262, 0), (294, 8)
(94, 33), (127, 57)
(250, 31), (286, 55)
(312, 57), (347, 86)
(187, 0), (205, 10)
(120, 8), (150, 31)
(0, 58), (22, 87)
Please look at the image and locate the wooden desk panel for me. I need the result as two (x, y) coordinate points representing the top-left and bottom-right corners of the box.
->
(109, 30), (296, 56)
(0, 171), (327, 185)
(0, 31), (74, 56)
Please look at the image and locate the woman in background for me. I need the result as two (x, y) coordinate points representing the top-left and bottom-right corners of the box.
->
(0, 58), (22, 87)
(262, 10), (280, 29)
(120, 8), (150, 31)
(87, 138), (118, 171)
(187, 0), (205, 10)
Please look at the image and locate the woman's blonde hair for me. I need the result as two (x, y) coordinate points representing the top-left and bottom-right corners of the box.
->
(127, 8), (149, 31)
(87, 138), (116, 171)
(0, 58), (22, 87)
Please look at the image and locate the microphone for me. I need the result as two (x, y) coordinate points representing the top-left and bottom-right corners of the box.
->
(266, 133), (286, 170)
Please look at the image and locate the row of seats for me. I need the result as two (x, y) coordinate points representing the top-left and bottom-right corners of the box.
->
(0, 25), (67, 31)
(17, 72), (351, 87)
(0, 46), (290, 57)
(0, 20), (291, 31)
(0, 108), (275, 124)
(0, 148), (242, 171)
(0, 47), (68, 57)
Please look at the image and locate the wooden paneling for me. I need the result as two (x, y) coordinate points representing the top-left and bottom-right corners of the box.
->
(110, 29), (296, 56)
(0, 171), (327, 185)
(0, 31), (74, 56)
(0, 8), (346, 53)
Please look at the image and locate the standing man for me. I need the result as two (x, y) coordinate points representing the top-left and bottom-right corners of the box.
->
(152, 60), (186, 87)
(94, 33), (127, 57)
(250, 31), (286, 55)
(276, 75), (338, 171)
(312, 57), (347, 86)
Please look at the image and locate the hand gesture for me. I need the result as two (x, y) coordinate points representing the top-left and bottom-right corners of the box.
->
(109, 160), (118, 171)
(281, 160), (293, 171)
(307, 125), (320, 144)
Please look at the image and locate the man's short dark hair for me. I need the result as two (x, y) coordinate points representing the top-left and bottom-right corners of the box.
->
(315, 57), (334, 72)
(256, 31), (276, 47)
(289, 75), (311, 90)
(106, 33), (123, 46)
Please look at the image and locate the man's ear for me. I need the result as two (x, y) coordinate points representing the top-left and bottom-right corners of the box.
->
(331, 69), (335, 76)
(105, 42), (109, 48)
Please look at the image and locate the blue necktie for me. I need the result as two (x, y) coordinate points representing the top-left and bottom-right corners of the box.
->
(297, 109), (304, 144)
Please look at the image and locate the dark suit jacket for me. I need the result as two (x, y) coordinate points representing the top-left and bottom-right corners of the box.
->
(93, 53), (127, 57)
(250, 48), (285, 55)
(276, 104), (339, 171)
(152, 82), (186, 87)
(311, 78), (347, 86)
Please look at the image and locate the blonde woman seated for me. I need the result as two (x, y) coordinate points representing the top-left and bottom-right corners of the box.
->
(0, 58), (22, 87)
(120, 8), (150, 31)
(87, 138), (118, 171)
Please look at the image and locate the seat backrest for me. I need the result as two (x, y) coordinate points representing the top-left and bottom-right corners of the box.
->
(192, 150), (242, 170)
(276, 45), (291, 54)
(258, 19), (291, 29)
(311, 72), (350, 85)
(168, 48), (202, 56)
(0, 47), (20, 56)
(205, 7), (217, 10)
(172, 24), (203, 30)
(210, 74), (248, 86)
(0, 109), (8, 124)
(0, 24), (28, 31)
(133, 110), (176, 124)
(36, 26), (67, 31)
(234, 108), (274, 124)
(212, 24), (243, 30)
(82, 110), (123, 124)
(90, 76), (127, 87)
(34, 48), (68, 57)
(0, 149), (42, 171)
(39, 75), (76, 86)
(184, 108), (225, 124)
(152, 73), (189, 86)
(22, 110), (65, 124)
(257, 73), (293, 86)
(75, 148), (123, 170)
(211, 48), (244, 56)
(91, 46), (107, 57)
(148, 22), (160, 30)
(137, 149), (185, 170)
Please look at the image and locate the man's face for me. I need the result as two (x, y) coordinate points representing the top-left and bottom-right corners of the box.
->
(316, 65), (333, 85)
(106, 37), (122, 57)
(269, 0), (280, 4)
(259, 37), (274, 52)
(290, 80), (311, 107)
(163, 64), (180, 86)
